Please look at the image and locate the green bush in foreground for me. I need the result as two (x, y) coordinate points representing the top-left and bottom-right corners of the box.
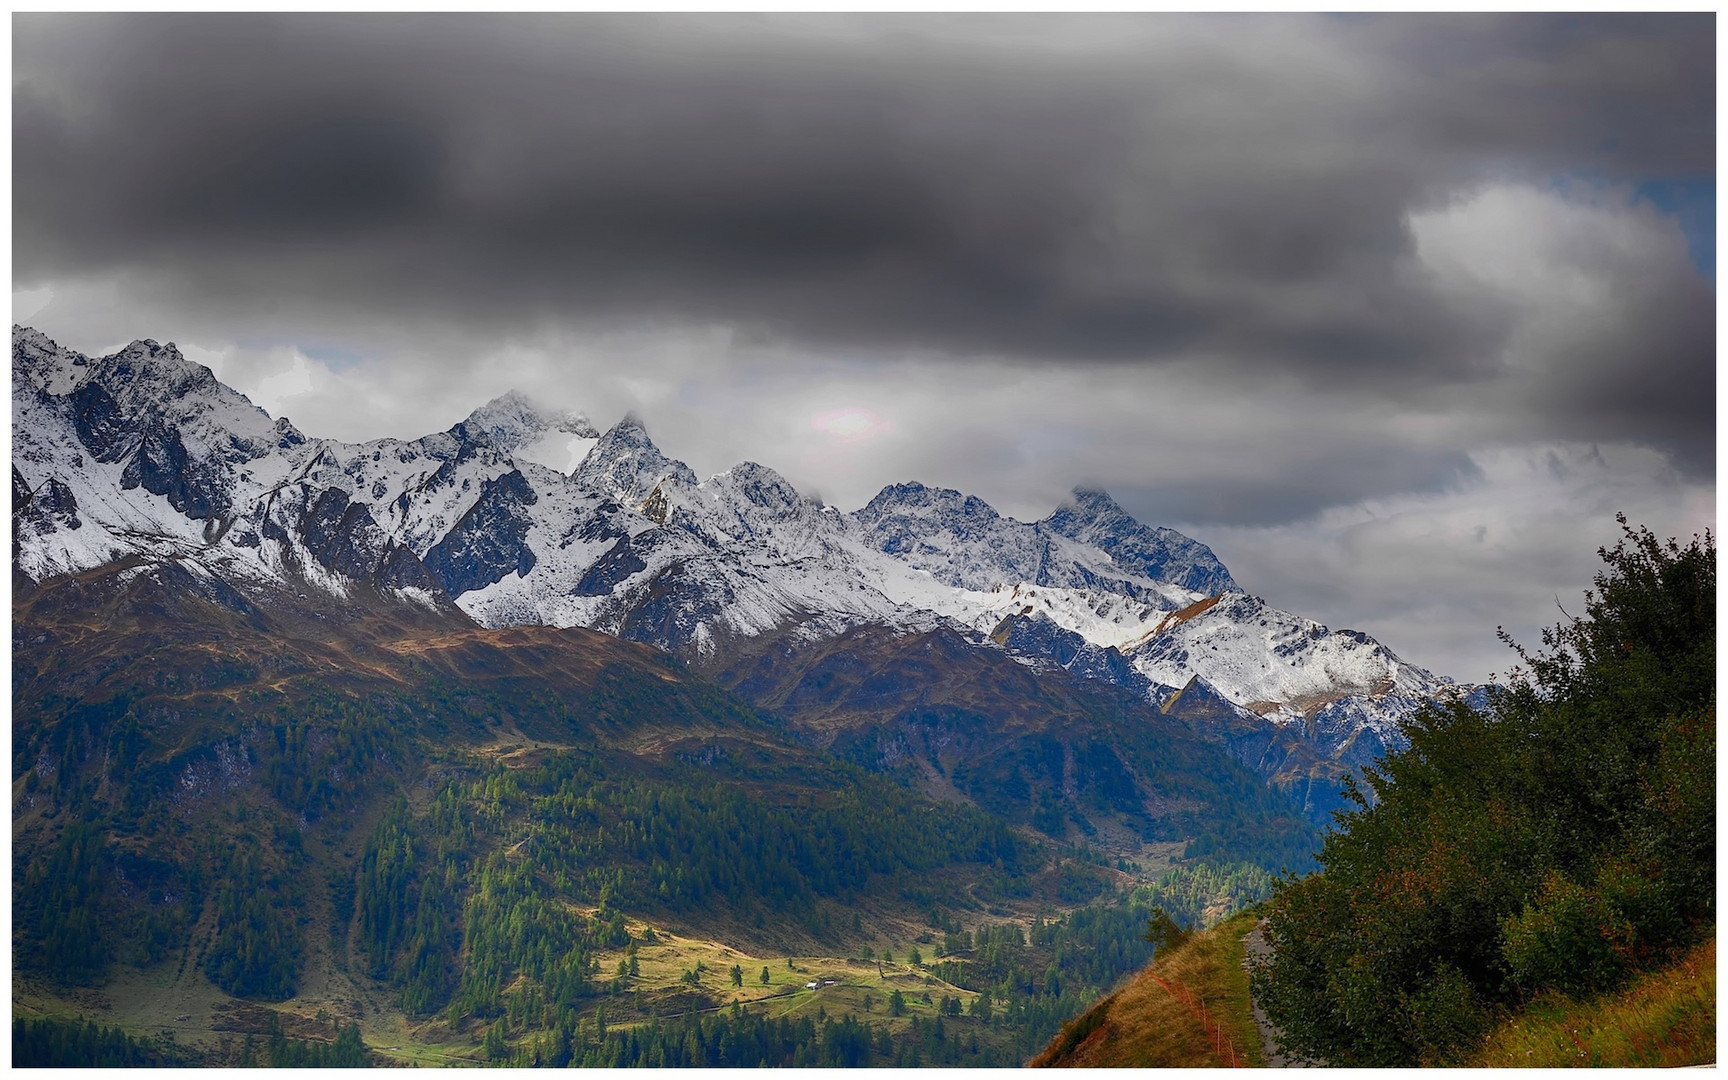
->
(1473, 938), (1715, 1067)
(1255, 517), (1714, 1066)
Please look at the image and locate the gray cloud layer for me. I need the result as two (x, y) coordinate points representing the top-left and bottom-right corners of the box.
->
(11, 15), (1716, 681)
(15, 13), (1715, 473)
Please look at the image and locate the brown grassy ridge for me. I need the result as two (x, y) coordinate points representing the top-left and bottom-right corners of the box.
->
(1030, 910), (1262, 1068)
(1470, 936), (1715, 1068)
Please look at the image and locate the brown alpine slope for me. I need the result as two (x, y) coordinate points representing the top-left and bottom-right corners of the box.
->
(706, 619), (1321, 866)
(1031, 910), (1263, 1068)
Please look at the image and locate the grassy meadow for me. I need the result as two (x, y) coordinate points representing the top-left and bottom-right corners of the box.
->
(1031, 909), (1263, 1068)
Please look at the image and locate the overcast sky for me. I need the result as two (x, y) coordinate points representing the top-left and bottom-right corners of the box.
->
(12, 13), (1716, 683)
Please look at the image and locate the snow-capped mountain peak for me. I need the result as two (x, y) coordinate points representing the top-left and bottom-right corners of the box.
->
(855, 481), (1004, 552)
(454, 390), (598, 451)
(454, 390), (600, 473)
(570, 412), (698, 502)
(1045, 486), (1238, 595)
(89, 338), (233, 415)
(704, 460), (809, 524)
(12, 325), (1467, 761)
(14, 324), (94, 395)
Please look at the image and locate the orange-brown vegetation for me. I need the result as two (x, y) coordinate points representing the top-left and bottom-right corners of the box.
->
(1471, 936), (1715, 1068)
(1030, 910), (1262, 1068)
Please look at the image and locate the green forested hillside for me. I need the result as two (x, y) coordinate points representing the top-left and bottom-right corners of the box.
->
(12, 561), (1310, 1066)
(708, 620), (1320, 870)
(1254, 518), (1714, 1066)
(13, 1015), (195, 1067)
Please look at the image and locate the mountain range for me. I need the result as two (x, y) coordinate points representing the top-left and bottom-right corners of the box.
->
(11, 325), (1487, 1064)
(11, 327), (1473, 797)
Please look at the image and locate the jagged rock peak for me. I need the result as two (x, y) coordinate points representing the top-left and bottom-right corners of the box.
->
(1046, 486), (1146, 551)
(710, 461), (804, 512)
(570, 412), (698, 503)
(454, 389), (599, 453)
(93, 335), (223, 404)
(14, 325), (91, 394)
(854, 480), (1001, 525)
(603, 412), (653, 445)
(14, 324), (68, 362)
(1046, 485), (1239, 596)
(14, 327), (216, 401)
(113, 337), (185, 364)
(1051, 485), (1134, 528)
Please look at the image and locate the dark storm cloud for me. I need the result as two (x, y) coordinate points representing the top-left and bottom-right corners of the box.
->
(1102, 449), (1487, 531)
(13, 13), (1715, 479)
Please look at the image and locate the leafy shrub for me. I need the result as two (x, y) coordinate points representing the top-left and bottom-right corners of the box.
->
(1401, 962), (1491, 1065)
(1255, 518), (1715, 1066)
(1500, 872), (1634, 996)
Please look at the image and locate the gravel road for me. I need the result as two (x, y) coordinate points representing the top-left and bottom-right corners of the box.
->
(1242, 921), (1323, 1068)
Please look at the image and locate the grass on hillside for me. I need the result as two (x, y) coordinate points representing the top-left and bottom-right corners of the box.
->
(382, 918), (985, 1065)
(588, 916), (978, 1022)
(1030, 910), (1262, 1068)
(1471, 937), (1715, 1068)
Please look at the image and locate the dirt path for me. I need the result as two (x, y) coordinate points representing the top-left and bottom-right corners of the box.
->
(1241, 921), (1321, 1068)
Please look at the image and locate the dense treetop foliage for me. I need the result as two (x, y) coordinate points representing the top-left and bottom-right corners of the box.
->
(1255, 518), (1714, 1065)
(243, 1014), (371, 1068)
(13, 1017), (193, 1068)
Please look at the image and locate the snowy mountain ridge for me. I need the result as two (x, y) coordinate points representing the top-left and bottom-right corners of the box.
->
(12, 327), (1463, 745)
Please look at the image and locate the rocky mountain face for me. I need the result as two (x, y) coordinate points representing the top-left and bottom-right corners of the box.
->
(12, 326), (1473, 822)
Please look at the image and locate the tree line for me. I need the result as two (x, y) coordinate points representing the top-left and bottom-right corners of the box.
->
(13, 1017), (192, 1068)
